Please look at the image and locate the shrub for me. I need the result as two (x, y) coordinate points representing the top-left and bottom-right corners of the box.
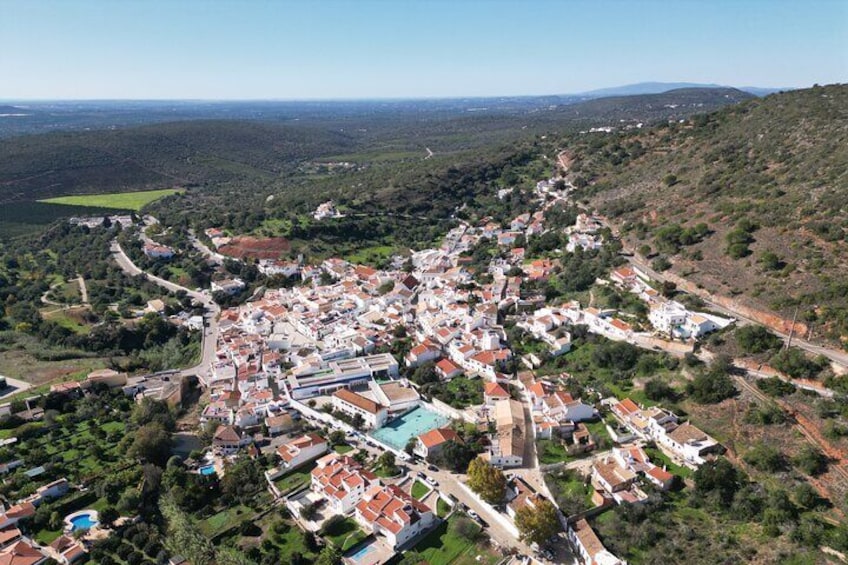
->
(792, 445), (828, 476)
(756, 377), (796, 397)
(770, 348), (826, 380)
(743, 444), (785, 472)
(735, 326), (782, 354)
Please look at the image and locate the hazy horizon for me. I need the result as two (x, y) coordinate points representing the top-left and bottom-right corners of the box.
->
(2, 0), (845, 100)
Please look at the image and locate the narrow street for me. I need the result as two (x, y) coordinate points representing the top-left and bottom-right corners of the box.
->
(110, 239), (220, 380)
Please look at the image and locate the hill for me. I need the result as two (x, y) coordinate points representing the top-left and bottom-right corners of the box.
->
(579, 82), (789, 98)
(547, 87), (755, 124)
(0, 120), (356, 204)
(564, 84), (848, 344)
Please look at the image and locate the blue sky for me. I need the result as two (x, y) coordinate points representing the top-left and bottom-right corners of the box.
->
(1, 0), (845, 99)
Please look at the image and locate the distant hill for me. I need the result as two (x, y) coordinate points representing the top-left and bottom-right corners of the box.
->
(547, 87), (755, 123)
(579, 82), (791, 98)
(0, 87), (753, 206)
(566, 84), (848, 342)
(0, 105), (31, 114)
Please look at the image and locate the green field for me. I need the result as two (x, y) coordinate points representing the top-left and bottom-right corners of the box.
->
(411, 480), (431, 500)
(411, 516), (501, 565)
(40, 188), (183, 211)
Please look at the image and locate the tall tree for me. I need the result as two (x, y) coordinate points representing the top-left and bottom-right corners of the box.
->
(514, 499), (560, 546)
(467, 457), (506, 503)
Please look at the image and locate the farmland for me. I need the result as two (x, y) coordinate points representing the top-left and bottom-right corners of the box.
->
(39, 188), (183, 211)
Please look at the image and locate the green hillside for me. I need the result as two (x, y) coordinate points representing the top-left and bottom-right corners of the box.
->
(564, 84), (848, 343)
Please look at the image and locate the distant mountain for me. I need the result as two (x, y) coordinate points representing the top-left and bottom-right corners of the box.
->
(579, 82), (792, 98)
(0, 105), (31, 114)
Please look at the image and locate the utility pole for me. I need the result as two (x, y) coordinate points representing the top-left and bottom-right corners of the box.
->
(786, 306), (799, 350)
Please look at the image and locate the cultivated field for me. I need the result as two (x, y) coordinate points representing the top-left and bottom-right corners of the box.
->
(40, 188), (183, 211)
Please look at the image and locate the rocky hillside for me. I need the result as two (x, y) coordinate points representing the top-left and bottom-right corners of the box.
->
(564, 84), (848, 344)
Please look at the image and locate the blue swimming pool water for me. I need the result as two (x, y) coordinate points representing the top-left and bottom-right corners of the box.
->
(199, 465), (216, 476)
(71, 514), (97, 531)
(348, 543), (376, 563)
(370, 405), (450, 450)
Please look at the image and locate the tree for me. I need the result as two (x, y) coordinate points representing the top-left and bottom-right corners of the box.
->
(128, 423), (173, 466)
(378, 451), (397, 474)
(743, 444), (785, 472)
(432, 440), (477, 473)
(302, 531), (319, 552)
(736, 326), (781, 354)
(467, 457), (506, 504)
(160, 494), (216, 565)
(100, 506), (119, 527)
(644, 379), (676, 402)
(221, 456), (264, 504)
(405, 437), (417, 456)
(132, 397), (176, 431)
(328, 430), (346, 445)
(515, 498), (561, 547)
(315, 545), (341, 565)
(693, 458), (742, 506)
(687, 366), (736, 404)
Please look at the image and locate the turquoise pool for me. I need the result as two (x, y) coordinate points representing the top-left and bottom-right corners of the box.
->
(370, 405), (450, 451)
(199, 464), (216, 476)
(347, 543), (376, 564)
(70, 513), (97, 531)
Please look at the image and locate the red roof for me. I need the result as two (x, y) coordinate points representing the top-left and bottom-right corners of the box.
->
(333, 389), (384, 415)
(436, 358), (461, 375)
(484, 382), (510, 398)
(0, 540), (44, 565)
(417, 427), (461, 449)
(615, 398), (640, 416)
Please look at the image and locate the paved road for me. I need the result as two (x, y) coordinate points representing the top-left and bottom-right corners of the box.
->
(187, 229), (227, 266)
(110, 239), (220, 380)
(343, 432), (575, 564)
(625, 255), (848, 368)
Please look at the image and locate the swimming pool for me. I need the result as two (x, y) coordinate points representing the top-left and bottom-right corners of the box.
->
(346, 542), (376, 565)
(199, 464), (216, 476)
(370, 405), (450, 451)
(65, 510), (99, 532)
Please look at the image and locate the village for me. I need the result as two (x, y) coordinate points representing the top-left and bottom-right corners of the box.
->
(2, 174), (740, 565)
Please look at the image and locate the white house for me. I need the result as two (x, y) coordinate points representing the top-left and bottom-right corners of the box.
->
(567, 519), (627, 565)
(656, 422), (720, 466)
(414, 427), (461, 460)
(541, 391), (596, 423)
(331, 389), (388, 429)
(354, 484), (435, 550)
(211, 425), (252, 455)
(276, 433), (328, 469)
(311, 453), (378, 515)
(143, 243), (174, 259)
(211, 278), (246, 295)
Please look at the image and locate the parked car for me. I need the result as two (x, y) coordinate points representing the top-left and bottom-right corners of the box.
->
(425, 476), (439, 487)
(467, 510), (480, 521)
(427, 464), (439, 472)
(416, 471), (427, 480)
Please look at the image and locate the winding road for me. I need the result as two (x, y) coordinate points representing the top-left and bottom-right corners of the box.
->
(110, 239), (219, 380)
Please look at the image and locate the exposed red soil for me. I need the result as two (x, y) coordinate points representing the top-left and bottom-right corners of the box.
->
(218, 236), (291, 260)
